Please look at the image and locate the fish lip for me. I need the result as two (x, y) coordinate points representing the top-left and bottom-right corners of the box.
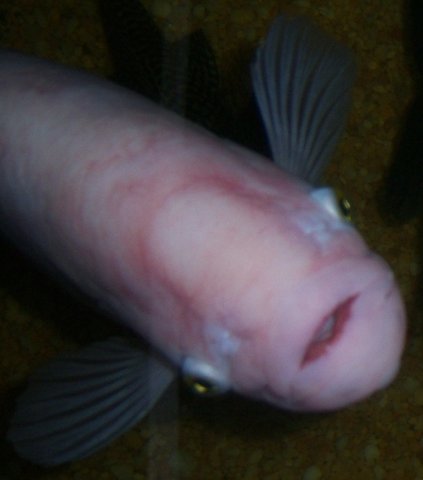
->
(277, 262), (404, 411)
(300, 294), (357, 368)
(299, 269), (397, 370)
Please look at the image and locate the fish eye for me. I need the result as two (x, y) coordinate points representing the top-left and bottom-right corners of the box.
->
(183, 375), (223, 396)
(310, 187), (352, 223)
(181, 357), (230, 397)
(338, 195), (352, 222)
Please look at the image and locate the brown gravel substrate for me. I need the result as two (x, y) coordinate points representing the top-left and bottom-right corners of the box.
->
(0, 1), (420, 479)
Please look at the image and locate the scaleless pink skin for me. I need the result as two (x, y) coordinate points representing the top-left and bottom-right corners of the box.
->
(0, 52), (405, 411)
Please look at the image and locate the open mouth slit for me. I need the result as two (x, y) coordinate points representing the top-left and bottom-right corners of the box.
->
(301, 295), (357, 367)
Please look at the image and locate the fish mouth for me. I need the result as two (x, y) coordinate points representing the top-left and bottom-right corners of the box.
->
(301, 295), (357, 367)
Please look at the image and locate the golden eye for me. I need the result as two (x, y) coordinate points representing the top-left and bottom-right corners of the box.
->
(310, 187), (352, 223)
(338, 196), (352, 222)
(184, 375), (222, 396)
(331, 187), (352, 222)
(181, 357), (230, 396)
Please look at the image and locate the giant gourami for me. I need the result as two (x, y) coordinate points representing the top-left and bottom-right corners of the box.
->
(1, 15), (405, 465)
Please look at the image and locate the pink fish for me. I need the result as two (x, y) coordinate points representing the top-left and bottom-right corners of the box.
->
(4, 15), (405, 465)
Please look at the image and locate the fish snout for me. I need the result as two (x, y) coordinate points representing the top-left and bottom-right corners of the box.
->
(295, 269), (405, 410)
(257, 256), (406, 412)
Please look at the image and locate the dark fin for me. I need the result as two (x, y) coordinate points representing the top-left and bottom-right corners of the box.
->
(98, 0), (164, 101)
(251, 15), (356, 184)
(160, 30), (223, 133)
(379, 0), (423, 223)
(380, 94), (423, 223)
(406, 0), (423, 76)
(98, 0), (225, 134)
(7, 337), (175, 466)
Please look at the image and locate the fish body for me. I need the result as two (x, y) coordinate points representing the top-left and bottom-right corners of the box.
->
(3, 15), (405, 465)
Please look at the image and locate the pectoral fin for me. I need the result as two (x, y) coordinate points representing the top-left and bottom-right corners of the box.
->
(251, 14), (356, 184)
(7, 336), (175, 466)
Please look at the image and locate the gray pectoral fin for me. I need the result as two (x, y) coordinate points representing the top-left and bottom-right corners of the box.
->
(251, 14), (356, 184)
(7, 336), (175, 466)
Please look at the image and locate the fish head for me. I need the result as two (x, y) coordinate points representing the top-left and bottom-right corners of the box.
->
(178, 178), (406, 411)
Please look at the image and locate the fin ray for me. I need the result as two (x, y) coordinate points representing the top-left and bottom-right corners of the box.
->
(251, 15), (356, 184)
(7, 337), (175, 466)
